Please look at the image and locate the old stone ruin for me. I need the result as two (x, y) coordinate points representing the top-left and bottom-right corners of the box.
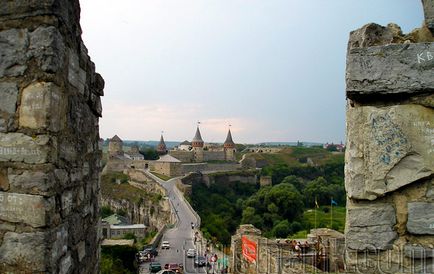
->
(0, 1), (103, 273)
(345, 1), (433, 273)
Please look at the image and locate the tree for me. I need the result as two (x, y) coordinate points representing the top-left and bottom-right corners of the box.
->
(273, 220), (291, 238)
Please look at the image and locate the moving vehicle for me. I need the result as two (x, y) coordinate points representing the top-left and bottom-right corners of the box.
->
(161, 241), (170, 249)
(186, 248), (196, 258)
(194, 256), (208, 267)
(164, 263), (183, 273)
(149, 262), (162, 273)
(156, 270), (176, 274)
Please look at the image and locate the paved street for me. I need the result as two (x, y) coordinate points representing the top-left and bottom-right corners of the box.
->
(140, 171), (215, 274)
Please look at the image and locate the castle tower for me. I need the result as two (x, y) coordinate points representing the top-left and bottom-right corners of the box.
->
(224, 129), (236, 161)
(192, 126), (204, 162)
(157, 134), (168, 155)
(108, 135), (124, 157)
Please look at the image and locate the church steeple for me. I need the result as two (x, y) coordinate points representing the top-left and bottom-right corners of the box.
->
(157, 133), (167, 155)
(192, 126), (204, 148)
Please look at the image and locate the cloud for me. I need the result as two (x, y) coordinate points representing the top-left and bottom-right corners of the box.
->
(100, 102), (258, 142)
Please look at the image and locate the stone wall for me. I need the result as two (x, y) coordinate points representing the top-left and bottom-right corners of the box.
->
(0, 1), (103, 273)
(181, 162), (241, 174)
(344, 4), (433, 273)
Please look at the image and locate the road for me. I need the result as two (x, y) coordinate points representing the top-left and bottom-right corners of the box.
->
(140, 171), (214, 274)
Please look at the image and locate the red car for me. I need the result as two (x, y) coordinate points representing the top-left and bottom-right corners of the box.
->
(164, 263), (183, 273)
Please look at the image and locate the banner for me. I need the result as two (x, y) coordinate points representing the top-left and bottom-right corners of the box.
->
(241, 235), (257, 263)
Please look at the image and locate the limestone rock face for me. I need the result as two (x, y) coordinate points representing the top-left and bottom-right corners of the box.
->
(346, 43), (434, 99)
(423, 0), (434, 33)
(407, 202), (434, 235)
(345, 104), (434, 200)
(345, 203), (397, 250)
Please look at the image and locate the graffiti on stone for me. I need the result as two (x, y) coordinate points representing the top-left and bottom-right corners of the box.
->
(370, 113), (408, 165)
(0, 192), (47, 227)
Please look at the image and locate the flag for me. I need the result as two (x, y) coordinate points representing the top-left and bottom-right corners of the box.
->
(315, 197), (319, 208)
(241, 236), (257, 263)
(331, 198), (338, 206)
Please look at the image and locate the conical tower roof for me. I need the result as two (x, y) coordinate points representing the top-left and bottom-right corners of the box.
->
(157, 134), (167, 154)
(224, 129), (235, 148)
(192, 127), (204, 143)
(192, 126), (204, 148)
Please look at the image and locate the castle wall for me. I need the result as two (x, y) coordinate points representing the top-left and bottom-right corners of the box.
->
(0, 1), (103, 272)
(169, 150), (194, 163)
(181, 163), (241, 174)
(203, 150), (225, 161)
(344, 7), (434, 273)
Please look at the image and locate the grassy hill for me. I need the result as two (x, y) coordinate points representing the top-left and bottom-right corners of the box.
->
(244, 146), (344, 167)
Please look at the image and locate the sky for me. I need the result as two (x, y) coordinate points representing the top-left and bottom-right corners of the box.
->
(79, 0), (424, 144)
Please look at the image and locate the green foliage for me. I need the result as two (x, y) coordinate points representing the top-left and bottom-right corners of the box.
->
(101, 245), (137, 274)
(116, 209), (127, 217)
(101, 172), (161, 204)
(242, 183), (304, 236)
(273, 220), (291, 238)
(101, 206), (114, 218)
(140, 148), (159, 160)
(192, 181), (258, 245)
(123, 233), (137, 242)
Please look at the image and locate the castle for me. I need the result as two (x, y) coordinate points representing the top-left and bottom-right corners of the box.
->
(168, 126), (236, 163)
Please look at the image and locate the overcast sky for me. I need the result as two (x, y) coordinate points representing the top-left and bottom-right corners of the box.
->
(80, 0), (424, 144)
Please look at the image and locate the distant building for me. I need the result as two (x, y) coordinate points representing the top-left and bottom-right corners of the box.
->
(108, 135), (124, 158)
(101, 214), (147, 239)
(125, 145), (144, 160)
(323, 142), (345, 152)
(151, 154), (182, 177)
(192, 126), (204, 162)
(177, 140), (191, 151)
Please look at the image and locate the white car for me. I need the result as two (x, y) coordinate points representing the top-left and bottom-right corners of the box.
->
(186, 248), (196, 258)
(161, 240), (170, 249)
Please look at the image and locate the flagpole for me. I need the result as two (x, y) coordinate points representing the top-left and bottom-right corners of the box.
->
(314, 196), (317, 229)
(330, 197), (333, 229)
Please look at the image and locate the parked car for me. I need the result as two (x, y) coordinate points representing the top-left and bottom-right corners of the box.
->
(164, 263), (183, 273)
(156, 270), (176, 274)
(142, 247), (158, 257)
(186, 248), (196, 258)
(149, 262), (162, 273)
(161, 241), (170, 249)
(194, 256), (208, 267)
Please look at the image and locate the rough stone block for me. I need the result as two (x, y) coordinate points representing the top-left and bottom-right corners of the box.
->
(347, 203), (396, 227)
(0, 191), (53, 227)
(345, 104), (434, 200)
(51, 225), (68, 265)
(407, 202), (434, 235)
(68, 51), (86, 95)
(0, 82), (19, 114)
(77, 241), (86, 262)
(19, 82), (66, 131)
(61, 190), (73, 217)
(29, 26), (65, 72)
(346, 225), (397, 251)
(0, 133), (50, 164)
(59, 252), (72, 274)
(8, 169), (55, 194)
(346, 203), (397, 250)
(0, 28), (28, 77)
(346, 43), (434, 99)
(0, 167), (9, 191)
(0, 231), (47, 272)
